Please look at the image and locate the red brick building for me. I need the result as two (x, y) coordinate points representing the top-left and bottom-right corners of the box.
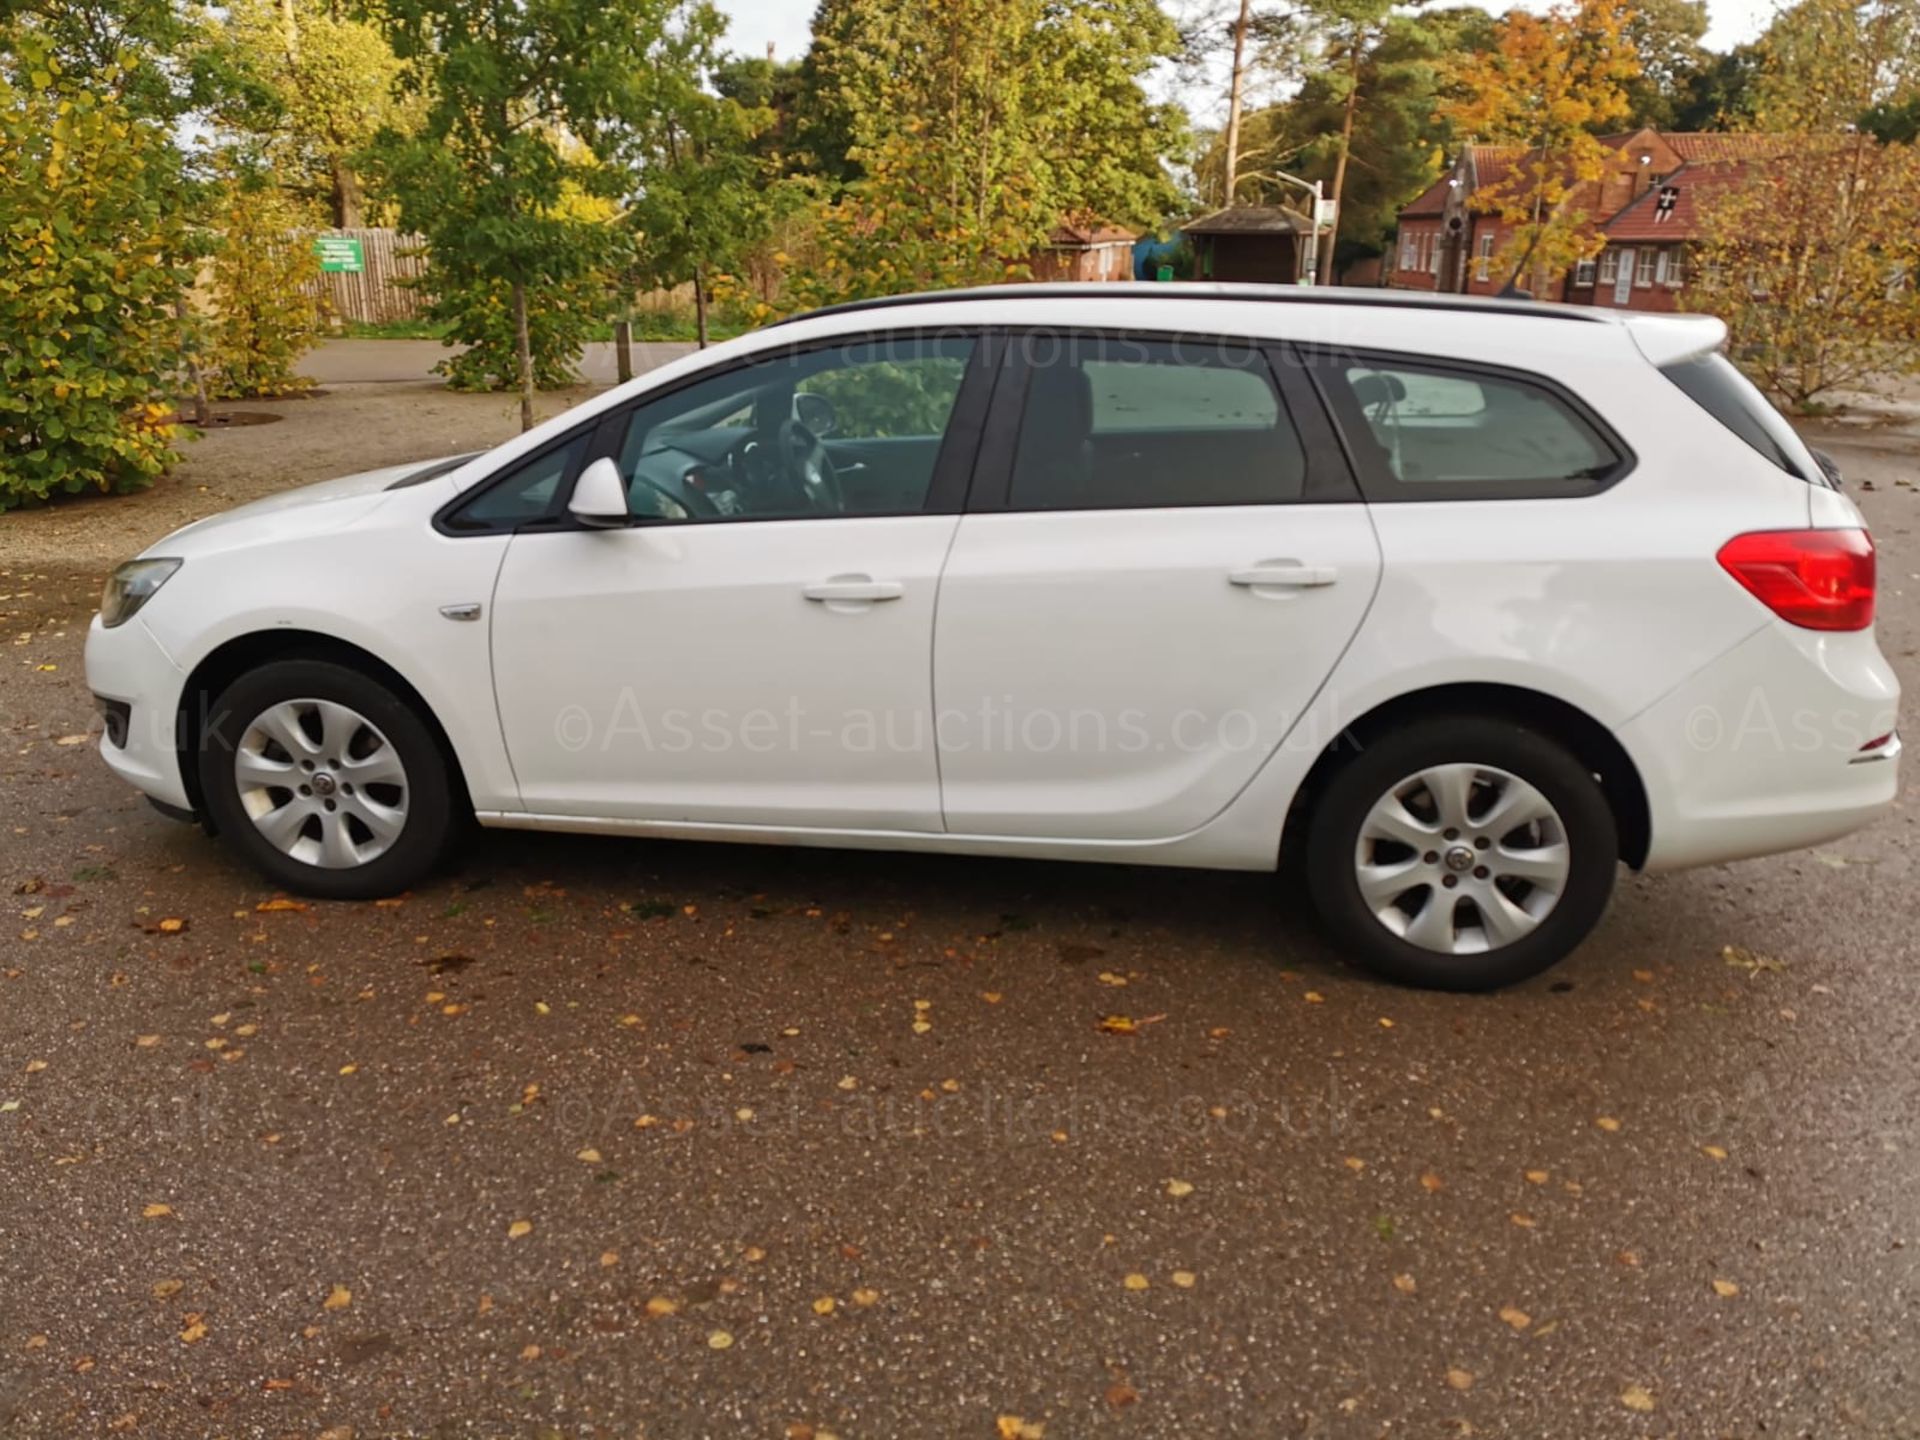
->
(1387, 129), (1785, 311)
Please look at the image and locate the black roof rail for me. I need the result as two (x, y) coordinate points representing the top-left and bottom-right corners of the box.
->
(769, 281), (1613, 328)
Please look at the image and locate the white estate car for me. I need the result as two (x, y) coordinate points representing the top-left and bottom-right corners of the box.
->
(87, 285), (1900, 989)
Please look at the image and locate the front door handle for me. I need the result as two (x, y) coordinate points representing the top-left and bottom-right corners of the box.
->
(802, 577), (905, 604)
(1229, 563), (1338, 588)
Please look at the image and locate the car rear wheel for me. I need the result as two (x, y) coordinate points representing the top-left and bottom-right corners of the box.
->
(199, 660), (455, 899)
(1304, 716), (1618, 990)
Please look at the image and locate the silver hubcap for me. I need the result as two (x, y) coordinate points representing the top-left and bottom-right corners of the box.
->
(1354, 763), (1571, 956)
(234, 700), (408, 870)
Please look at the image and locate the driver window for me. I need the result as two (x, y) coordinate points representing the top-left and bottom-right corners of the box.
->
(613, 336), (975, 522)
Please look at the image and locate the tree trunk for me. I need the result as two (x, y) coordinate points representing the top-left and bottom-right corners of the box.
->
(174, 296), (211, 428)
(329, 154), (363, 229)
(692, 265), (709, 349)
(1222, 0), (1254, 206)
(512, 280), (533, 433)
(614, 318), (633, 383)
(1320, 43), (1361, 285)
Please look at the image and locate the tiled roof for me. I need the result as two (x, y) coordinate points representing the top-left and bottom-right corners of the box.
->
(1049, 223), (1138, 246)
(1400, 173), (1454, 217)
(1662, 133), (1794, 163)
(1601, 162), (1751, 241)
(1468, 144), (1526, 190)
(1184, 205), (1312, 235)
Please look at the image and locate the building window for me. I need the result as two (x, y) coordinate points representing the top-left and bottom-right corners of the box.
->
(1429, 233), (1441, 276)
(1401, 233), (1417, 270)
(1664, 248), (1685, 287)
(1474, 234), (1495, 282)
(1598, 251), (1619, 283)
(1573, 258), (1597, 286)
(1635, 249), (1657, 286)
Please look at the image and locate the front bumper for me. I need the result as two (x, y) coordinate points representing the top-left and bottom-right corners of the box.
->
(83, 615), (192, 811)
(1620, 621), (1901, 871)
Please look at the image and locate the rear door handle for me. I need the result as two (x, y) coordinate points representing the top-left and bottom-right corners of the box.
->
(802, 577), (905, 603)
(1229, 564), (1338, 588)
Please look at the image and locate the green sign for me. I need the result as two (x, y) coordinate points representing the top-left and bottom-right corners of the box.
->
(313, 236), (365, 274)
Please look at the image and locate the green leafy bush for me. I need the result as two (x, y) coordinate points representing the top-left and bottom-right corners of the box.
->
(0, 49), (193, 508)
(205, 187), (325, 399)
(421, 269), (603, 392)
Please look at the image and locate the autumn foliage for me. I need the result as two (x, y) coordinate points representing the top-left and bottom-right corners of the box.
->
(1444, 0), (1644, 290)
(0, 46), (191, 508)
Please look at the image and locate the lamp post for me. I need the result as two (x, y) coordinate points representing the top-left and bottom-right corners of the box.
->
(1234, 168), (1329, 286)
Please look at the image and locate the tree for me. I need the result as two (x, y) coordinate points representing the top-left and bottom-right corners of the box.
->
(0, 38), (194, 507)
(369, 0), (696, 429)
(1443, 0), (1643, 293)
(207, 0), (410, 227)
(1685, 0), (1920, 410)
(617, 7), (779, 348)
(796, 0), (1186, 303)
(203, 181), (326, 397)
(1619, 0), (1708, 128)
(1194, 6), (1495, 268)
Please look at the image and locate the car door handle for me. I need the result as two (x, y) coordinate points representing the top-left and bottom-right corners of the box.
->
(802, 578), (905, 603)
(1229, 564), (1338, 588)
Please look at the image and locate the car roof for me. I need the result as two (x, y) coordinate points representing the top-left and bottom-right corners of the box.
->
(772, 281), (1625, 330)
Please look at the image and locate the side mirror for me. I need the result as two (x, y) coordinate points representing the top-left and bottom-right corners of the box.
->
(568, 457), (629, 528)
(794, 391), (837, 437)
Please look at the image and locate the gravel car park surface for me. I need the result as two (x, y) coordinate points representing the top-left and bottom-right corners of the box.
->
(1, 369), (1917, 1437)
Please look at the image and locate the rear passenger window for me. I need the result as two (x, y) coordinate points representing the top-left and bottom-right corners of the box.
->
(1008, 338), (1305, 510)
(1330, 358), (1621, 494)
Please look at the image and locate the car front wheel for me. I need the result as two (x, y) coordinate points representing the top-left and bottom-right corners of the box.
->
(198, 659), (456, 900)
(1304, 716), (1618, 990)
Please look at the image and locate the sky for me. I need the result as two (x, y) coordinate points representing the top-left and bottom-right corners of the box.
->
(712, 0), (1786, 124)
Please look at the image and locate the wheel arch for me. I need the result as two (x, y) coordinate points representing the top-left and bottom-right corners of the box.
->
(175, 630), (474, 832)
(1281, 682), (1652, 869)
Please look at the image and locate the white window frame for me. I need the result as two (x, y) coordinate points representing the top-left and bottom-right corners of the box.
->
(1573, 258), (1597, 286)
(1598, 251), (1619, 283)
(1401, 232), (1417, 270)
(1664, 247), (1685, 288)
(1428, 232), (1441, 276)
(1474, 234), (1494, 282)
(1635, 249), (1657, 286)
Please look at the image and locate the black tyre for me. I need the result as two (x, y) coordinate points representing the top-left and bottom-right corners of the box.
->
(1304, 715), (1618, 991)
(198, 659), (456, 900)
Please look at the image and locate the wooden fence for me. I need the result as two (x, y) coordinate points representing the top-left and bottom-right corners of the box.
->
(306, 228), (429, 324)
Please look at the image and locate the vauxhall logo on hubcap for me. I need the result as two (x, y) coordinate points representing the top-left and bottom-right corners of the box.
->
(311, 772), (339, 797)
(1444, 845), (1475, 873)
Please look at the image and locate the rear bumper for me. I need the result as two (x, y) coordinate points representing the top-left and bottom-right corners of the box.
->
(1620, 622), (1901, 871)
(83, 615), (192, 811)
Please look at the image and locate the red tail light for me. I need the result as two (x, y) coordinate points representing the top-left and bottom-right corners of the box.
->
(1716, 528), (1876, 631)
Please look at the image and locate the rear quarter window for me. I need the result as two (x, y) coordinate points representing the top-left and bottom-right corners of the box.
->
(1659, 353), (1821, 484)
(1314, 353), (1627, 501)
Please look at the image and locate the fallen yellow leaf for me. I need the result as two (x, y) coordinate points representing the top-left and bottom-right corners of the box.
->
(1701, 1144), (1728, 1161)
(576, 1148), (603, 1164)
(507, 1219), (533, 1239)
(1620, 1383), (1656, 1412)
(1595, 1116), (1622, 1132)
(600, 1250), (619, 1267)
(1171, 1270), (1196, 1288)
(1392, 1273), (1417, 1295)
(1446, 1367), (1474, 1391)
(851, 1287), (880, 1306)
(646, 1297), (679, 1317)
(1122, 1272), (1149, 1291)
(323, 1286), (351, 1311)
(1711, 1278), (1739, 1298)
(707, 1329), (734, 1349)
(1165, 1178), (1194, 1197)
(256, 898), (307, 913)
(142, 1203), (173, 1219)
(811, 1296), (836, 1315)
(1524, 1169), (1550, 1185)
(1498, 1305), (1531, 1330)
(996, 1417), (1045, 1440)
(1097, 1015), (1138, 1035)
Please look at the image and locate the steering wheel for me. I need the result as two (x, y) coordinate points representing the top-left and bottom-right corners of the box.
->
(777, 418), (844, 516)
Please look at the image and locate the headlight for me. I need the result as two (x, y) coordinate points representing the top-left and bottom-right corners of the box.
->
(100, 558), (183, 629)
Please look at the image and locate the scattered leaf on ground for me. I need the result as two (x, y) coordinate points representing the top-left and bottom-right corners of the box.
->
(323, 1286), (351, 1311)
(1446, 1367), (1474, 1391)
(1620, 1384), (1656, 1412)
(507, 1219), (533, 1239)
(1498, 1305), (1531, 1330)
